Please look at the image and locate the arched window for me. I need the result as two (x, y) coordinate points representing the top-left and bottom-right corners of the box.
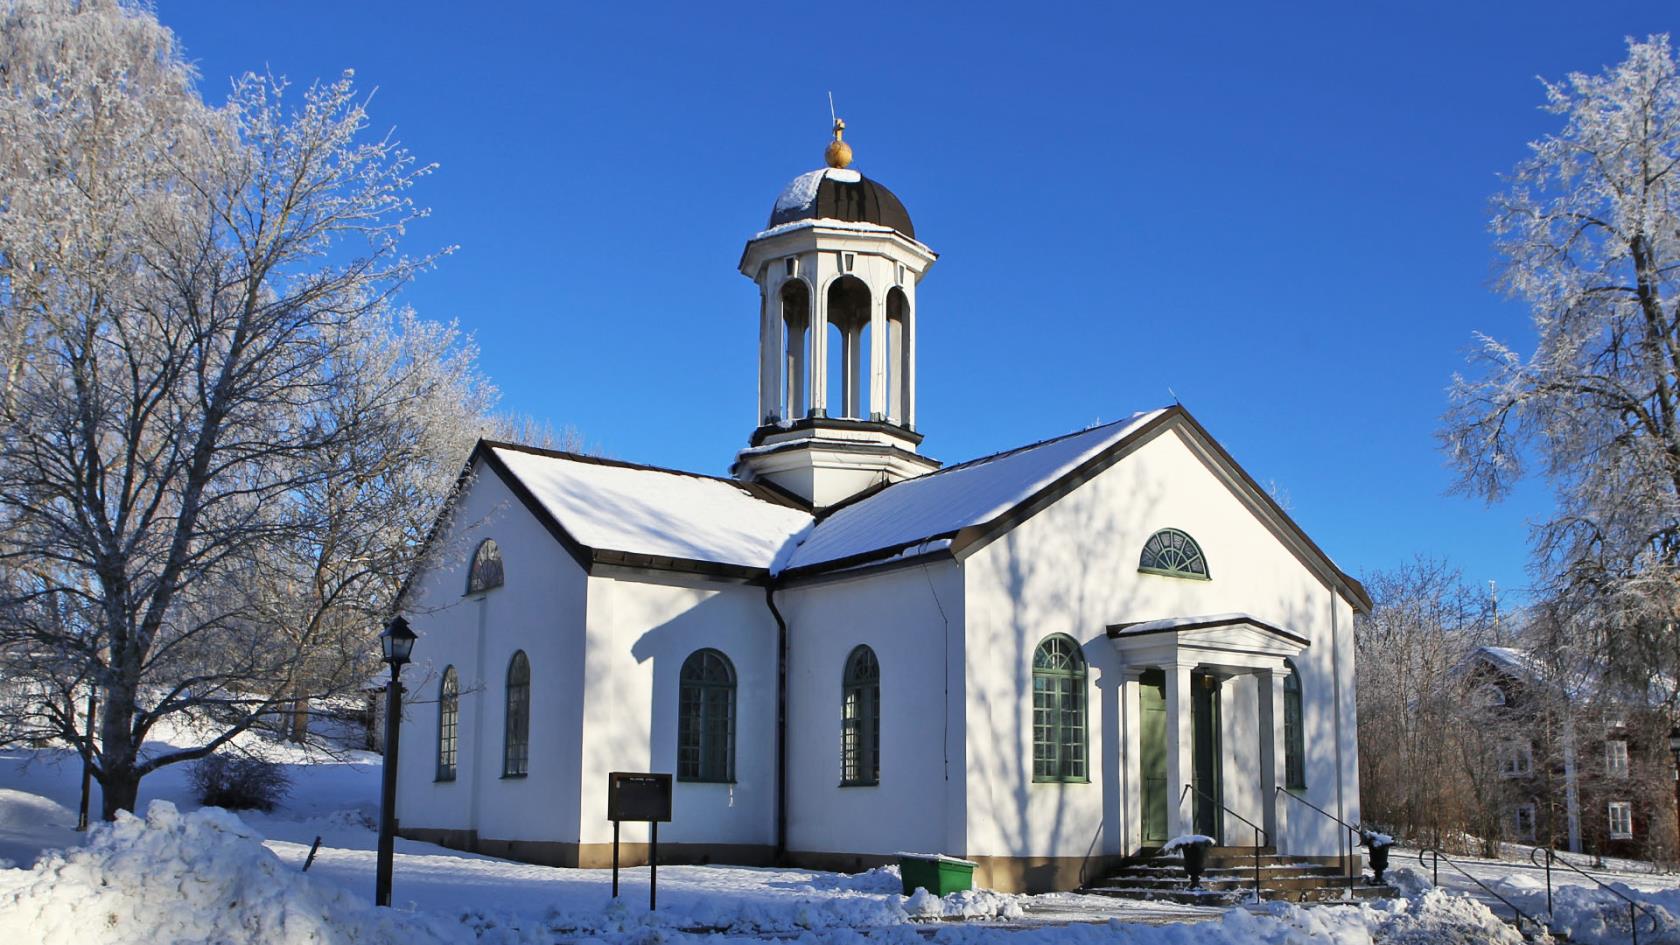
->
(678, 649), (736, 782)
(1032, 635), (1088, 782)
(436, 666), (459, 782)
(1283, 660), (1305, 791)
(502, 651), (529, 777)
(1139, 528), (1209, 579)
(468, 539), (504, 594)
(841, 645), (880, 786)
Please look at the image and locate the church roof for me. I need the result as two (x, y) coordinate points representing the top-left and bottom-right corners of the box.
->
(768, 167), (915, 240)
(465, 406), (1370, 611)
(482, 444), (811, 573)
(778, 412), (1167, 574)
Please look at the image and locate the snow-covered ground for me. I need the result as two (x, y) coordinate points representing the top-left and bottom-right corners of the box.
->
(1392, 844), (1680, 944)
(0, 724), (1663, 943)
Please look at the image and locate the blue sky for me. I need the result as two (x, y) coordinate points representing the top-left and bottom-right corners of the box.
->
(158, 1), (1673, 603)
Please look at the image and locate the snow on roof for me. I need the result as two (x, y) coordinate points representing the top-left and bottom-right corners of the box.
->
(751, 217), (903, 242)
(1111, 613), (1261, 635)
(773, 167), (863, 216)
(1476, 645), (1547, 682)
(489, 447), (812, 569)
(779, 411), (1166, 573)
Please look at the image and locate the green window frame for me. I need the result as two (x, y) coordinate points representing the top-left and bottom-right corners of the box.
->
(678, 648), (736, 782)
(502, 651), (530, 777)
(1283, 660), (1305, 790)
(437, 666), (459, 782)
(1139, 528), (1209, 580)
(841, 645), (880, 786)
(1032, 634), (1088, 782)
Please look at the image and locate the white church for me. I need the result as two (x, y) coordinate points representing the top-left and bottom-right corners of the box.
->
(393, 123), (1370, 893)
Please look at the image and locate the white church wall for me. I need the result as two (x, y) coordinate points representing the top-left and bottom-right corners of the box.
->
(961, 423), (1362, 867)
(395, 460), (590, 848)
(577, 573), (778, 853)
(777, 560), (965, 863)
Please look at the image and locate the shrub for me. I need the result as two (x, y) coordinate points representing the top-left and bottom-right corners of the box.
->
(189, 754), (291, 812)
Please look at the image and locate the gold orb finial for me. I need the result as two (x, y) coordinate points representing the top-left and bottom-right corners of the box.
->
(825, 117), (853, 169)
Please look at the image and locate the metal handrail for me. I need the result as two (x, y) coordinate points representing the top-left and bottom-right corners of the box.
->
(1179, 783), (1267, 901)
(1528, 847), (1659, 945)
(1418, 848), (1550, 938)
(1275, 787), (1365, 895)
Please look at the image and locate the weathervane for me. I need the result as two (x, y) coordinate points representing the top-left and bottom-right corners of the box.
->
(825, 91), (852, 169)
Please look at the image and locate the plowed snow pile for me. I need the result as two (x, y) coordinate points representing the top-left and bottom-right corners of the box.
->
(0, 800), (453, 945)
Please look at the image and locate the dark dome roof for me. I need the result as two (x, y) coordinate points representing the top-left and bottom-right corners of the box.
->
(767, 168), (915, 240)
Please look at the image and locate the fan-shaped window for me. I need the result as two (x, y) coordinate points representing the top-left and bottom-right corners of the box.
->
(1139, 528), (1209, 580)
(678, 649), (736, 782)
(1032, 635), (1088, 782)
(437, 666), (459, 782)
(468, 539), (504, 594)
(1283, 660), (1305, 791)
(841, 645), (880, 786)
(502, 651), (529, 777)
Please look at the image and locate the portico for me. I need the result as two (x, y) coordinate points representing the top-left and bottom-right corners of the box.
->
(1109, 613), (1309, 853)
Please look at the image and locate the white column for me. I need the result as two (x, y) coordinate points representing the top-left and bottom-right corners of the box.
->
(1122, 668), (1143, 852)
(1257, 667), (1279, 846)
(868, 293), (887, 420)
(887, 314), (904, 422)
(784, 315), (805, 419)
(849, 327), (865, 418)
(1164, 661), (1194, 841)
(1270, 666), (1290, 853)
(903, 283), (917, 430)
(809, 282), (829, 418)
(760, 286), (780, 423)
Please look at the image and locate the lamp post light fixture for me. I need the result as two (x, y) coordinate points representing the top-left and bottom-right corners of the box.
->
(375, 615), (415, 908)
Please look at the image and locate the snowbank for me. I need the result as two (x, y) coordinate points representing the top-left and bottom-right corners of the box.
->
(1493, 872), (1680, 945)
(0, 800), (454, 945)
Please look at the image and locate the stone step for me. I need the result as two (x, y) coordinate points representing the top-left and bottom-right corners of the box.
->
(1085, 883), (1396, 906)
(1102, 867), (1364, 887)
(1108, 859), (1346, 876)
(1101, 872), (1350, 890)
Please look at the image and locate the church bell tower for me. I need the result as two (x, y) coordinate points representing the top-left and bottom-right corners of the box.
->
(732, 120), (940, 508)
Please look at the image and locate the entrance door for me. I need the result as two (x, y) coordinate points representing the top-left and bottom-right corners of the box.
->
(1191, 671), (1224, 840)
(1138, 669), (1167, 844)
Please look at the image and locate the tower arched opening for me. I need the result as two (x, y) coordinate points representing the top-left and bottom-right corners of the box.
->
(780, 279), (811, 419)
(826, 275), (872, 419)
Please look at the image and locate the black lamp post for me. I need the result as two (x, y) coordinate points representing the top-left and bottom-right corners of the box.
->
(375, 615), (415, 908)
(1668, 725), (1680, 854)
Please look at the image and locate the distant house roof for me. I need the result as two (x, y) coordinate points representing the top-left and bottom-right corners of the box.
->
(461, 405), (1370, 611)
(1466, 644), (1676, 706)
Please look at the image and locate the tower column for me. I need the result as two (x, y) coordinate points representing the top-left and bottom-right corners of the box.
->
(810, 281), (830, 418)
(844, 326), (863, 418)
(869, 291), (887, 420)
(759, 286), (778, 423)
(904, 282), (917, 429)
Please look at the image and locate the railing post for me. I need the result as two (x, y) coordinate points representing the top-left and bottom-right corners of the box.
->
(1254, 825), (1261, 902)
(1544, 849), (1552, 916)
(1431, 849), (1438, 887)
(1631, 902), (1639, 945)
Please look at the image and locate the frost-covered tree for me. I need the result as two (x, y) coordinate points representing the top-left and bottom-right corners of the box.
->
(1444, 35), (1680, 691)
(0, 0), (495, 816)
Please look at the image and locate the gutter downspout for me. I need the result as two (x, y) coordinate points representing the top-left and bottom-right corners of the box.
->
(1329, 588), (1347, 875)
(766, 580), (790, 864)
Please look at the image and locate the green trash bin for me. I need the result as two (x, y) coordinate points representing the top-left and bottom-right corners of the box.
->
(898, 852), (977, 896)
